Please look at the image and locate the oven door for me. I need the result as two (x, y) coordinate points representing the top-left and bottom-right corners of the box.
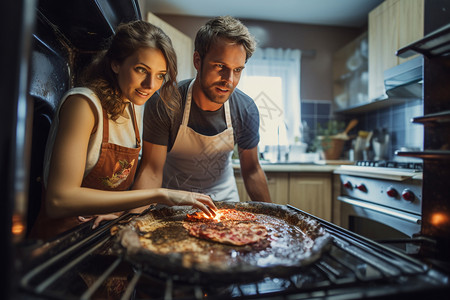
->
(338, 195), (422, 253)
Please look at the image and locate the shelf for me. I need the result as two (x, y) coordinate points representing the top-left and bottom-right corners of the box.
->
(335, 96), (413, 115)
(396, 23), (450, 58)
(412, 110), (450, 125)
(395, 150), (450, 160)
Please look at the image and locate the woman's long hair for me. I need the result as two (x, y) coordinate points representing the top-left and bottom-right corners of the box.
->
(80, 20), (180, 120)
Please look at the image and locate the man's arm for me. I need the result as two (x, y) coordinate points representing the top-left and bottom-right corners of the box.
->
(238, 146), (272, 203)
(131, 141), (168, 213)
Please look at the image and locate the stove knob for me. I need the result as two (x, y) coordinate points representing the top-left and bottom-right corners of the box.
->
(402, 189), (415, 202)
(356, 184), (367, 192)
(386, 187), (398, 197)
(343, 181), (353, 189)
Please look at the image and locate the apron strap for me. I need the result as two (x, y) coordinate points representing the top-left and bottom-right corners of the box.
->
(101, 109), (109, 144)
(224, 101), (232, 129)
(129, 103), (141, 148)
(181, 79), (195, 126)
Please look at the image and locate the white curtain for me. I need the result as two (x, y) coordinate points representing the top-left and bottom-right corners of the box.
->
(239, 48), (302, 148)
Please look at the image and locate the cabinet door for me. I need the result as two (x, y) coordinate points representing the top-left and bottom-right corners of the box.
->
(368, 0), (398, 100)
(397, 0), (424, 64)
(146, 12), (194, 80)
(368, 0), (424, 100)
(234, 172), (289, 204)
(288, 173), (332, 222)
(234, 172), (251, 202)
(266, 173), (289, 205)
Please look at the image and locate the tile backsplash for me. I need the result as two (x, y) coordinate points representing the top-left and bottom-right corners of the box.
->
(300, 99), (424, 160)
(300, 99), (333, 146)
(358, 99), (424, 160)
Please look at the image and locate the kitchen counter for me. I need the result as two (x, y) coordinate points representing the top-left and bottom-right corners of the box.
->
(233, 160), (348, 221)
(233, 160), (352, 173)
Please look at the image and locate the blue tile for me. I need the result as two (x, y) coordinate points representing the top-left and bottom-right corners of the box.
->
(301, 102), (314, 116)
(351, 103), (424, 157)
(392, 109), (405, 130)
(367, 114), (377, 131)
(317, 102), (331, 116)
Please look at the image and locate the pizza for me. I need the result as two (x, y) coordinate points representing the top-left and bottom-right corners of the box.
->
(183, 209), (267, 246)
(186, 208), (257, 222)
(183, 221), (267, 246)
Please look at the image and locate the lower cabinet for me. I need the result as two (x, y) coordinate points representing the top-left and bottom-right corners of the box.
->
(289, 173), (332, 222)
(235, 172), (289, 203)
(234, 171), (332, 222)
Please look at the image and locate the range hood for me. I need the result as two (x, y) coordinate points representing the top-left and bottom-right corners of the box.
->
(384, 56), (423, 99)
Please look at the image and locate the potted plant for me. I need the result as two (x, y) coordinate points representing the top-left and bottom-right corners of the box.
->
(314, 120), (348, 160)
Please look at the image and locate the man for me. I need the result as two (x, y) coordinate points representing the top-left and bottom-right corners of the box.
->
(134, 16), (271, 203)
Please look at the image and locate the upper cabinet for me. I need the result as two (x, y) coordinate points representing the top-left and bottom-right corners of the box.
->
(333, 32), (368, 111)
(368, 0), (424, 101)
(146, 12), (195, 81)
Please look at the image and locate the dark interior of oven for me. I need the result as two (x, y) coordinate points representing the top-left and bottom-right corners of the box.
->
(1, 1), (140, 298)
(26, 0), (141, 237)
(2, 0), (450, 299)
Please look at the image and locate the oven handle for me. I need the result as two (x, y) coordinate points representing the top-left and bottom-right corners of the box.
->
(337, 196), (422, 224)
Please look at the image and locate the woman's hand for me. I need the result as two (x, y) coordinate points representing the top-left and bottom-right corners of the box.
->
(162, 189), (217, 217)
(78, 214), (119, 229)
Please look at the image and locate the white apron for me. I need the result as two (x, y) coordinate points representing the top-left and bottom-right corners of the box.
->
(163, 80), (239, 202)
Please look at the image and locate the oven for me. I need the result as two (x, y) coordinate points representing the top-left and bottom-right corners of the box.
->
(335, 161), (423, 254)
(16, 206), (450, 300)
(4, 0), (450, 299)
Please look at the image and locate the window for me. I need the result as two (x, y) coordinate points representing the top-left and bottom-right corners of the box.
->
(238, 48), (302, 161)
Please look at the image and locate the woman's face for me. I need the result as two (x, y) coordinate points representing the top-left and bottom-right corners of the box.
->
(112, 47), (167, 106)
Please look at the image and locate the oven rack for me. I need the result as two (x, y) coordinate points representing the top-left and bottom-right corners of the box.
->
(17, 209), (450, 300)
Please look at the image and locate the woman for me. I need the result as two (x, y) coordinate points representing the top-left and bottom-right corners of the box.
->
(31, 20), (216, 240)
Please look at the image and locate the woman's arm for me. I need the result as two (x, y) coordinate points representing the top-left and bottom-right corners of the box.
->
(130, 141), (168, 213)
(133, 141), (167, 190)
(45, 95), (216, 218)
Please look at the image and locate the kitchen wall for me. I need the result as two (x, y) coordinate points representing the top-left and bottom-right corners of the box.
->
(356, 99), (424, 160)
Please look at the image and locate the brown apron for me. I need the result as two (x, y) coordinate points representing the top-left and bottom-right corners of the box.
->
(31, 104), (141, 240)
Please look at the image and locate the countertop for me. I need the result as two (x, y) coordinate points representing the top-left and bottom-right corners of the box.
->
(233, 160), (353, 173)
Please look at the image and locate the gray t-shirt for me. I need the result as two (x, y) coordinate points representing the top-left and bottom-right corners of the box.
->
(143, 79), (260, 151)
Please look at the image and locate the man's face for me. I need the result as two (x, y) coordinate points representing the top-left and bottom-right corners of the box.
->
(194, 38), (246, 107)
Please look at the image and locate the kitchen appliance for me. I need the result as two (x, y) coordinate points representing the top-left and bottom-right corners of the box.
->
(394, 6), (450, 262)
(335, 161), (423, 254)
(383, 55), (423, 99)
(336, 0), (450, 282)
(17, 205), (450, 299)
(4, 0), (450, 299)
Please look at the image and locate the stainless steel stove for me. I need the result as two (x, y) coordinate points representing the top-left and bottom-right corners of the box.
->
(335, 161), (423, 254)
